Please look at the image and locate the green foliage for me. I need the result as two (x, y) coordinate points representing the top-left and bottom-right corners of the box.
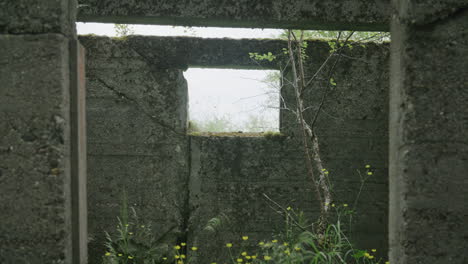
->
(202, 165), (388, 264)
(102, 191), (169, 264)
(279, 30), (390, 43)
(206, 206), (386, 264)
(249, 52), (276, 62)
(189, 115), (234, 132)
(189, 113), (277, 133)
(114, 24), (135, 38)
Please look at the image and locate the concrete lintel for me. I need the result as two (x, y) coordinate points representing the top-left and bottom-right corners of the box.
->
(77, 0), (390, 31)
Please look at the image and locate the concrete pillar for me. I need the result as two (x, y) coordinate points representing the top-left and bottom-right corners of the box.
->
(390, 1), (468, 263)
(0, 0), (87, 263)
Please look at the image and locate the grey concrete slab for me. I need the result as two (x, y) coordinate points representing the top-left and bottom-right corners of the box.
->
(0, 34), (73, 264)
(389, 1), (468, 263)
(0, 0), (77, 36)
(77, 0), (390, 31)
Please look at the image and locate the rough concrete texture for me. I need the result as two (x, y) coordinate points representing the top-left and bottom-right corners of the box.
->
(0, 34), (72, 263)
(80, 35), (390, 262)
(79, 35), (287, 69)
(80, 37), (189, 262)
(390, 1), (468, 263)
(77, 0), (390, 31)
(189, 134), (388, 263)
(278, 41), (390, 258)
(0, 0), (77, 36)
(189, 136), (313, 263)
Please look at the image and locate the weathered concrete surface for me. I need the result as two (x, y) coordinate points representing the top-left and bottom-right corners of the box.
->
(79, 35), (287, 69)
(0, 0), (77, 36)
(280, 41), (390, 257)
(77, 0), (390, 31)
(189, 135), (388, 263)
(189, 136), (315, 263)
(80, 35), (390, 261)
(390, 1), (468, 263)
(0, 34), (73, 263)
(81, 37), (189, 262)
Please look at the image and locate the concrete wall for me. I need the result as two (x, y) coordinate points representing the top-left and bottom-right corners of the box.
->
(189, 41), (390, 263)
(390, 1), (468, 263)
(281, 40), (390, 254)
(189, 136), (313, 263)
(81, 36), (389, 262)
(79, 36), (190, 263)
(0, 0), (87, 263)
(77, 0), (390, 31)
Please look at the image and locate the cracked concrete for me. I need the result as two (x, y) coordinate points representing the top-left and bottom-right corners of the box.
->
(81, 35), (390, 262)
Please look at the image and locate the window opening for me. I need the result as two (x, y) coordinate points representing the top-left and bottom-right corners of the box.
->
(185, 68), (280, 133)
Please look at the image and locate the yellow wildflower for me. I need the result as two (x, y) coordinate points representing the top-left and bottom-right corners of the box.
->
(284, 249), (290, 255)
(163, 257), (167, 260)
(264, 256), (272, 261)
(331, 204), (335, 207)
(237, 258), (243, 263)
(242, 236), (249, 241)
(175, 255), (180, 259)
(286, 206), (291, 211)
(364, 253), (370, 257)
(367, 171), (373, 175)
(129, 232), (133, 235)
(272, 240), (278, 243)
(283, 242), (289, 246)
(105, 252), (111, 256)
(118, 253), (123, 257)
(128, 256), (134, 259)
(226, 243), (233, 248)
(371, 249), (377, 252)
(258, 242), (265, 246)
(251, 256), (257, 259)
(191, 247), (198, 251)
(181, 255), (186, 259)
(241, 252), (247, 256)
(245, 256), (251, 260)
(365, 164), (371, 169)
(385, 262), (390, 264)
(343, 204), (348, 207)
(181, 242), (186, 246)
(174, 245), (181, 250)
(369, 256), (375, 259)
(177, 261), (183, 264)
(294, 247), (301, 251)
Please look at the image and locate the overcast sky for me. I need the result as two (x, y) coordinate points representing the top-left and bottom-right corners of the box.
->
(77, 23), (281, 131)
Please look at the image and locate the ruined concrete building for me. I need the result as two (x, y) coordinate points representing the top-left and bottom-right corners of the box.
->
(1, 1), (467, 264)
